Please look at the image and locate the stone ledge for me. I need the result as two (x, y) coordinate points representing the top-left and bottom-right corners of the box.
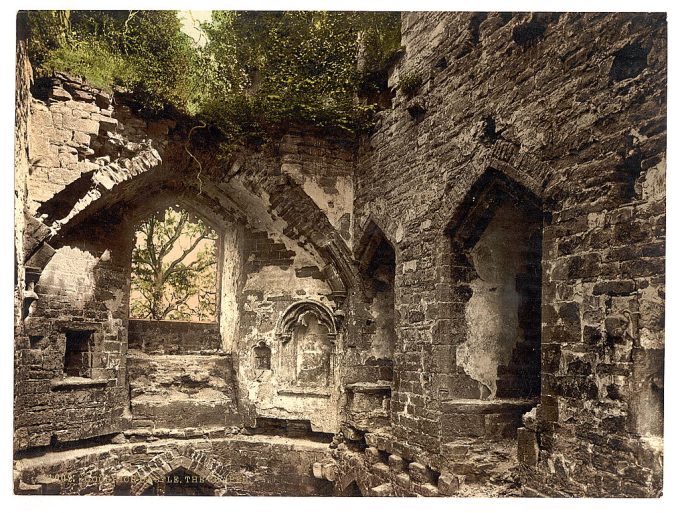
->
(277, 387), (332, 398)
(441, 398), (537, 415)
(344, 381), (392, 393)
(50, 377), (110, 391)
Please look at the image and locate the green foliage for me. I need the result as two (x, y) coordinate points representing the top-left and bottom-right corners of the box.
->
(39, 43), (130, 92)
(26, 10), (402, 139)
(398, 71), (422, 97)
(28, 10), (197, 112)
(130, 206), (218, 321)
(198, 11), (401, 137)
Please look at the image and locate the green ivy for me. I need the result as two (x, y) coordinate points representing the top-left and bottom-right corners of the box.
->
(26, 10), (402, 145)
(398, 71), (422, 97)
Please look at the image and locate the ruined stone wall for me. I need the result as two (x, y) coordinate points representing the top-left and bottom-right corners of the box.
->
(128, 319), (221, 354)
(14, 11), (666, 498)
(236, 134), (355, 434)
(16, 218), (133, 450)
(14, 14), (31, 330)
(14, 433), (332, 496)
(25, 74), (171, 217)
(15, 76), (137, 450)
(327, 432), (518, 497)
(15, 70), (359, 450)
(128, 353), (240, 429)
(352, 12), (665, 497)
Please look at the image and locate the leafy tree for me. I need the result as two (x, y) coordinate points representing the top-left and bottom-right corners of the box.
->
(25, 10), (402, 147)
(198, 11), (402, 137)
(130, 207), (218, 321)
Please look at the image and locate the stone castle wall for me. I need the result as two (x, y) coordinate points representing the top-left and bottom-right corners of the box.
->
(352, 11), (665, 497)
(13, 12), (666, 497)
(15, 69), (360, 451)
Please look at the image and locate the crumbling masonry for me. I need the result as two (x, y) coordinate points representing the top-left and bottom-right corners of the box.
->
(14, 12), (665, 497)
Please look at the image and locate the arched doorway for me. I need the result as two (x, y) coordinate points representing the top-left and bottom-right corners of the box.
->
(140, 466), (217, 496)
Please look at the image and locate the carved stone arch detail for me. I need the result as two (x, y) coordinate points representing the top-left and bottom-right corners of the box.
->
(336, 468), (369, 496)
(126, 188), (238, 236)
(487, 140), (548, 197)
(130, 449), (228, 495)
(355, 216), (397, 273)
(486, 158), (542, 199)
(445, 167), (544, 248)
(435, 140), (552, 236)
(275, 300), (338, 343)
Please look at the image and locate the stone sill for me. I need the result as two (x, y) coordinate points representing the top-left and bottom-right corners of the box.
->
(277, 387), (332, 398)
(441, 398), (538, 415)
(129, 350), (229, 358)
(348, 412), (389, 420)
(50, 377), (110, 391)
(124, 426), (238, 441)
(128, 318), (218, 326)
(345, 381), (392, 393)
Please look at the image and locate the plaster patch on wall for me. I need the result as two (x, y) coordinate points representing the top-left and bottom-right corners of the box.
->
(642, 157), (665, 201)
(458, 283), (518, 398)
(243, 266), (332, 301)
(104, 288), (124, 314)
(283, 165), (354, 245)
(369, 291), (397, 359)
(37, 246), (98, 309)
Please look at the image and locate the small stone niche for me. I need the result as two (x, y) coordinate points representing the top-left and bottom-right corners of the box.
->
(277, 301), (337, 389)
(254, 342), (272, 370)
(63, 330), (94, 378)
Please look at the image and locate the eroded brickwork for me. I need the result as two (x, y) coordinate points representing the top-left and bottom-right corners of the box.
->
(352, 12), (665, 497)
(13, 12), (665, 497)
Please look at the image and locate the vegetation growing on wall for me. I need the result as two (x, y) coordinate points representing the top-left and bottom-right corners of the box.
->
(27, 10), (197, 112)
(27, 10), (402, 142)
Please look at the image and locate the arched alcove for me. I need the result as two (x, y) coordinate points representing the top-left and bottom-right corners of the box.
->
(447, 169), (543, 401)
(357, 220), (397, 361)
(345, 220), (396, 431)
(131, 452), (227, 496)
(277, 301), (337, 388)
(254, 341), (272, 370)
(276, 300), (338, 342)
(140, 466), (218, 496)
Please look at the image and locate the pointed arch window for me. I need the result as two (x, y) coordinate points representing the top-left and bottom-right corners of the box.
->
(129, 205), (219, 322)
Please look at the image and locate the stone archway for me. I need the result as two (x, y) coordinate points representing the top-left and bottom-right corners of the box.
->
(445, 168), (544, 401)
(130, 450), (228, 496)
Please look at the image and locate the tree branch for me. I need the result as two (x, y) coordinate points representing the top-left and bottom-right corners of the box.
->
(162, 227), (212, 280)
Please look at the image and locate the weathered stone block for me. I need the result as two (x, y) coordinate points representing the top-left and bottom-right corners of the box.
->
(62, 114), (99, 135)
(370, 483), (394, 496)
(437, 472), (460, 495)
(395, 472), (411, 489)
(388, 454), (407, 472)
(517, 427), (540, 467)
(413, 482), (439, 496)
(408, 461), (434, 484)
(364, 446), (381, 465)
